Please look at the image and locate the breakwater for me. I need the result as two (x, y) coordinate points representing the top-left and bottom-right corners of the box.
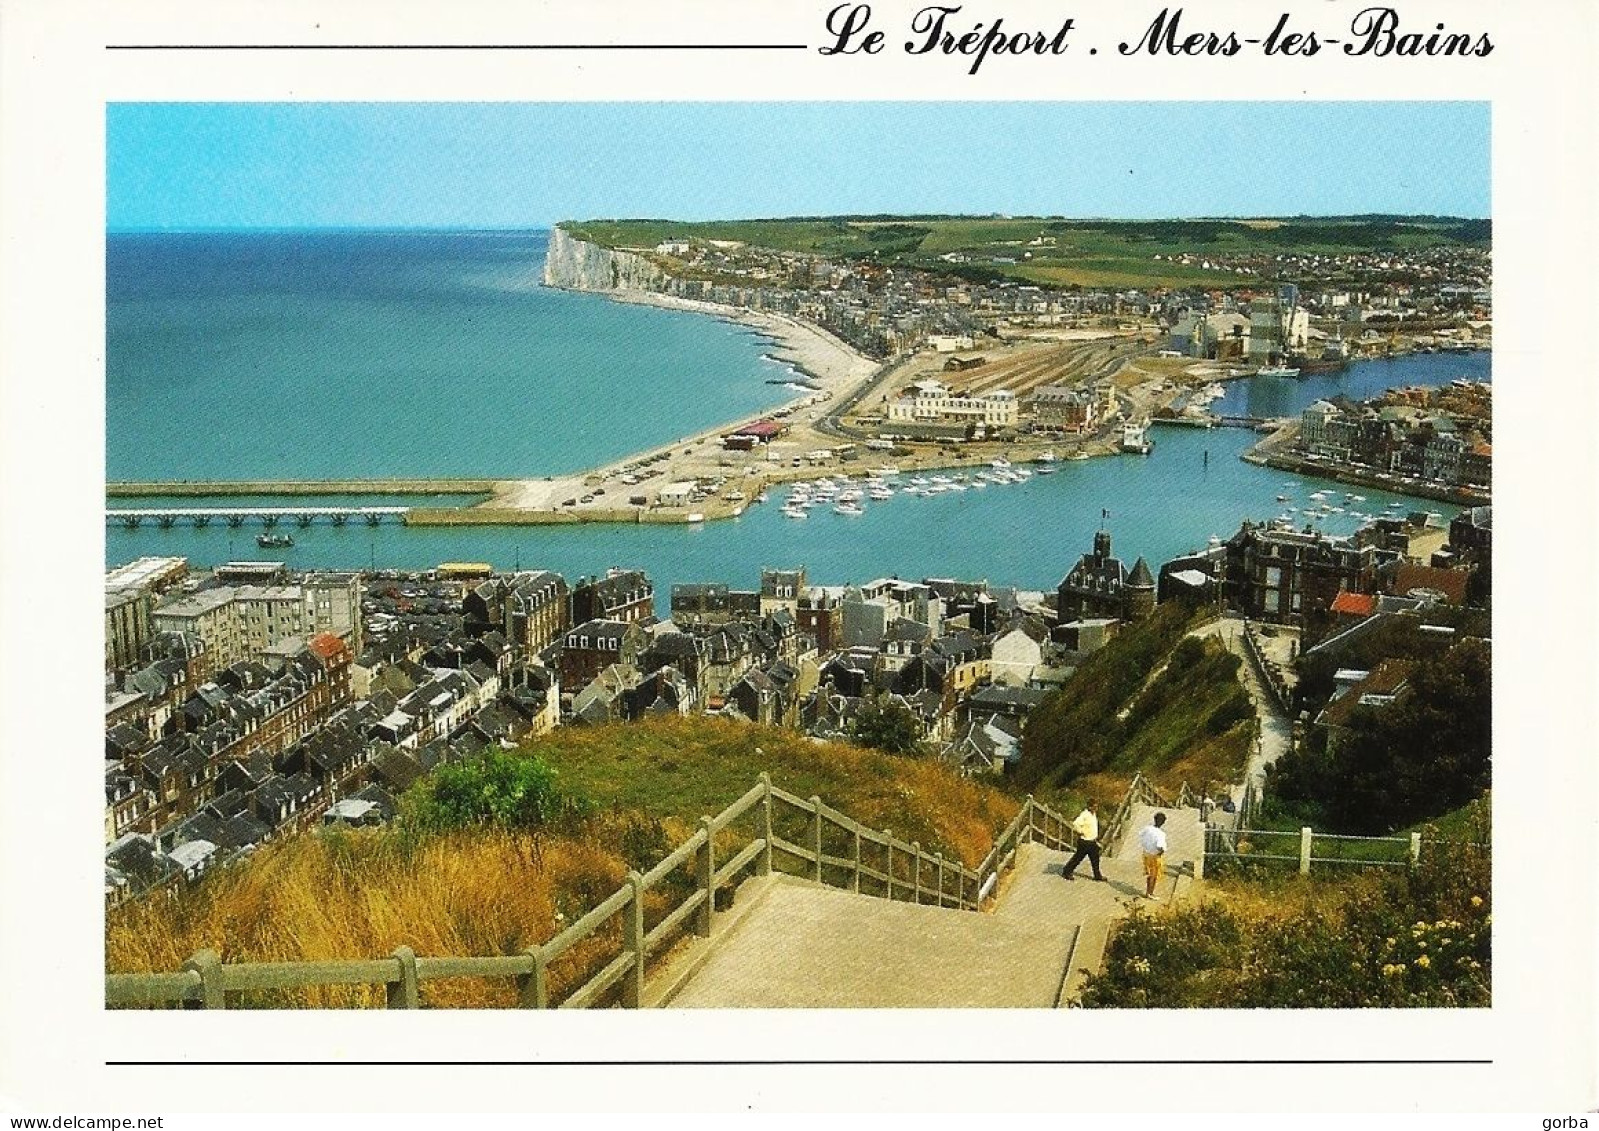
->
(108, 479), (498, 499)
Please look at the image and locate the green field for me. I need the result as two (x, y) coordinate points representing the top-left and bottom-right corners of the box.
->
(562, 215), (1491, 291)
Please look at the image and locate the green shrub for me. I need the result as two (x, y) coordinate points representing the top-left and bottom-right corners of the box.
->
(404, 749), (591, 834)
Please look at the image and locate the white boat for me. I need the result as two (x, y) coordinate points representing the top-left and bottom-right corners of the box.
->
(686, 513), (705, 524)
(868, 466), (900, 477)
(910, 476), (928, 486)
(948, 482), (968, 491)
(833, 502), (864, 516)
(1277, 495), (1290, 502)
(1014, 468), (1033, 480)
(782, 507), (808, 519)
(1257, 365), (1301, 378)
(971, 478), (989, 487)
(1067, 450), (1090, 462)
(1035, 451), (1058, 463)
(868, 486), (894, 501)
(755, 492), (768, 504)
(990, 458), (1012, 470)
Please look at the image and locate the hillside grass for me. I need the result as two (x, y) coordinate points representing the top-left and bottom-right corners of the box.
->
(527, 716), (1015, 868)
(106, 719), (1017, 1007)
(1018, 605), (1252, 811)
(1081, 795), (1491, 1008)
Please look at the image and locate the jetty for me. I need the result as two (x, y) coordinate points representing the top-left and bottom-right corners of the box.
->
(108, 506), (409, 530)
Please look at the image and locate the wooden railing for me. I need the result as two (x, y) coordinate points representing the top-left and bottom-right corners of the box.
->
(106, 773), (1076, 1010)
(1098, 771), (1172, 853)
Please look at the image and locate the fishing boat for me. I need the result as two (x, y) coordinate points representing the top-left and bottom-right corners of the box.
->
(256, 533), (294, 549)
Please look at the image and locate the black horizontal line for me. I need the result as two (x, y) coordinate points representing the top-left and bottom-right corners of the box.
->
(106, 43), (810, 52)
(107, 1059), (1493, 1068)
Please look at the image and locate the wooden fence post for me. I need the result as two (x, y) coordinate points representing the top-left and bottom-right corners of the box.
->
(1022, 796), (1034, 844)
(517, 945), (548, 1008)
(696, 816), (715, 937)
(851, 825), (862, 893)
(759, 773), (774, 876)
(911, 843), (922, 903)
(1194, 830), (1206, 881)
(1299, 827), (1313, 876)
(810, 796), (824, 884)
(624, 871), (644, 1008)
(935, 853), (946, 907)
(1409, 832), (1422, 870)
(182, 948), (225, 1010)
(387, 946), (419, 1009)
(885, 832), (894, 899)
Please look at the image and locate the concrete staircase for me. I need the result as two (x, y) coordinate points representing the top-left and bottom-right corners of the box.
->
(651, 802), (1204, 1009)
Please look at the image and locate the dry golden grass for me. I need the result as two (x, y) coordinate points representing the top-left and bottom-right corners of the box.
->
(106, 824), (641, 1007)
(107, 720), (1019, 1006)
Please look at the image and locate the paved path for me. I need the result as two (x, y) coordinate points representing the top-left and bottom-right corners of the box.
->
(661, 805), (1201, 1009)
(1191, 616), (1294, 816)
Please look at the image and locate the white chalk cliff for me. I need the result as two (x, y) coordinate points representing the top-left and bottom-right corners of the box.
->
(542, 226), (671, 292)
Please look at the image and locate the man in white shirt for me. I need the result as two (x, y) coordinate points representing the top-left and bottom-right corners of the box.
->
(1138, 812), (1168, 899)
(1061, 800), (1104, 881)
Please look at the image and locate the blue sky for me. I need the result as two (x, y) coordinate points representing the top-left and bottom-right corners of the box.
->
(107, 102), (1489, 229)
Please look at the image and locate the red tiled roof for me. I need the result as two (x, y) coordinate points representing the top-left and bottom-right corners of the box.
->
(1393, 564), (1470, 605)
(731, 420), (785, 438)
(1330, 591), (1377, 617)
(307, 633), (349, 662)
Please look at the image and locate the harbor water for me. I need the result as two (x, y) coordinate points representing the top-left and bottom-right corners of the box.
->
(107, 230), (1491, 598)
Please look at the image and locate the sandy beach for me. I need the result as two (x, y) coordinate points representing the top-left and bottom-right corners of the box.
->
(487, 290), (879, 515)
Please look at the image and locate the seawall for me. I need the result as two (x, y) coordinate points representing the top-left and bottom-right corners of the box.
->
(542, 226), (671, 292)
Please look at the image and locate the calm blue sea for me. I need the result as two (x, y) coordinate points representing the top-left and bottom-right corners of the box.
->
(107, 230), (1490, 599)
(108, 230), (797, 480)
